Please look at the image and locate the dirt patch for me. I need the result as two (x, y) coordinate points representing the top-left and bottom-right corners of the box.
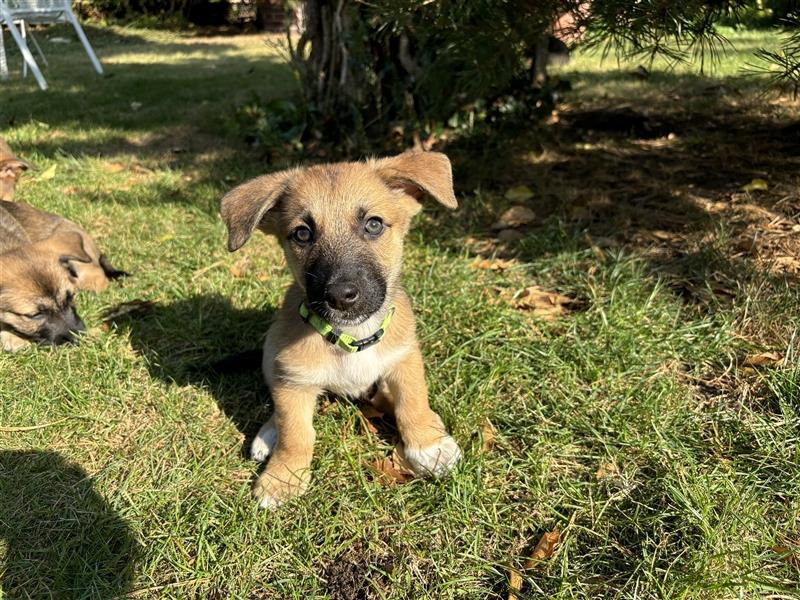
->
(324, 548), (393, 600)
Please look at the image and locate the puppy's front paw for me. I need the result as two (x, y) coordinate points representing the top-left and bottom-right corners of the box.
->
(404, 435), (462, 478)
(252, 465), (310, 510)
(0, 330), (31, 352)
(250, 419), (278, 462)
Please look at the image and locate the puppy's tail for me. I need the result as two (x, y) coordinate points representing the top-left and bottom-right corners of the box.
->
(205, 349), (263, 374)
(99, 254), (130, 280)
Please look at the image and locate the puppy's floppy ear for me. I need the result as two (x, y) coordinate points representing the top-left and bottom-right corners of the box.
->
(220, 170), (296, 252)
(0, 157), (32, 177)
(372, 151), (458, 209)
(35, 231), (92, 264)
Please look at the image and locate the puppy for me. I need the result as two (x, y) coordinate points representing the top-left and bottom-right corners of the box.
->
(0, 232), (88, 352)
(221, 151), (463, 508)
(0, 200), (126, 292)
(0, 138), (31, 201)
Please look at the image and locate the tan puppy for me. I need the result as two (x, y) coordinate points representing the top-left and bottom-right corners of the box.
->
(221, 151), (463, 509)
(0, 233), (88, 351)
(0, 138), (31, 201)
(0, 200), (126, 293)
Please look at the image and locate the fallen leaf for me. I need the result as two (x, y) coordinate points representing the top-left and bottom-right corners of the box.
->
(230, 257), (250, 278)
(492, 205), (536, 230)
(101, 299), (156, 329)
(508, 528), (562, 599)
(743, 351), (783, 367)
(368, 445), (415, 485)
(741, 178), (768, 192)
(507, 566), (523, 600)
(772, 545), (800, 568)
(513, 286), (574, 320)
(527, 528), (561, 566)
(504, 185), (534, 202)
(104, 162), (125, 173)
(595, 461), (617, 480)
(39, 164), (57, 180)
(472, 257), (516, 271)
(359, 403), (385, 419)
(481, 418), (496, 452)
(357, 402), (384, 435)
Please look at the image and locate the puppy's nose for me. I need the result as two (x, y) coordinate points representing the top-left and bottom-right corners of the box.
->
(53, 332), (75, 345)
(325, 281), (360, 310)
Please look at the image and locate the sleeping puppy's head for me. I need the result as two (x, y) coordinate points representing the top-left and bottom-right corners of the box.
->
(0, 233), (88, 347)
(220, 152), (457, 326)
(0, 138), (31, 201)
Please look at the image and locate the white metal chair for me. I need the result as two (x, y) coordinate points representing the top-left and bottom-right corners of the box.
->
(0, 0), (103, 90)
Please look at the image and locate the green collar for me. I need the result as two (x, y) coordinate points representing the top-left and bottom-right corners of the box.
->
(299, 302), (394, 353)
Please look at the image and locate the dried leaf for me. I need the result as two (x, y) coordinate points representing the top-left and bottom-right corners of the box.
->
(525, 528), (561, 567)
(508, 528), (562, 599)
(357, 403), (384, 435)
(101, 299), (156, 328)
(481, 418), (496, 453)
(230, 257), (250, 278)
(39, 164), (57, 180)
(741, 178), (768, 192)
(368, 445), (416, 485)
(104, 162), (126, 173)
(359, 403), (384, 419)
(595, 462), (617, 480)
(743, 351), (783, 367)
(492, 205), (536, 230)
(472, 257), (516, 271)
(504, 185), (534, 202)
(513, 286), (573, 320)
(772, 545), (800, 568)
(507, 566), (523, 600)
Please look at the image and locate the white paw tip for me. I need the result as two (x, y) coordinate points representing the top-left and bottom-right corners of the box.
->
(250, 424), (277, 462)
(257, 493), (281, 510)
(405, 435), (462, 478)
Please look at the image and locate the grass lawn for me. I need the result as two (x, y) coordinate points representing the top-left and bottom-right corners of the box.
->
(1, 24), (799, 599)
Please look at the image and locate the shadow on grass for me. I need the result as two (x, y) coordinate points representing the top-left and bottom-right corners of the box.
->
(424, 84), (800, 306)
(0, 450), (138, 598)
(107, 294), (274, 445)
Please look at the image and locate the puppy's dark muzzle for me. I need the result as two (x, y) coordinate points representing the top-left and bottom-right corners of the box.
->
(306, 256), (386, 324)
(45, 308), (86, 346)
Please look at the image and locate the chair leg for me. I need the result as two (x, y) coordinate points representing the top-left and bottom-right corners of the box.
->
(21, 20), (26, 78)
(0, 10), (46, 90)
(0, 25), (8, 81)
(64, 9), (102, 75)
(26, 23), (49, 69)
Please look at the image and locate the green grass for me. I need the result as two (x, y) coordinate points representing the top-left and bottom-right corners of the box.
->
(1, 25), (799, 599)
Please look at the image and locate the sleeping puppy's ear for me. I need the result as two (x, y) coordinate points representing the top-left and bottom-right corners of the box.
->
(371, 151), (458, 210)
(0, 157), (31, 178)
(41, 231), (92, 263)
(220, 169), (298, 252)
(31, 232), (92, 279)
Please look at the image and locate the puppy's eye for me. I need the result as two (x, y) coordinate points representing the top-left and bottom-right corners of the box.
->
(29, 311), (46, 321)
(364, 217), (384, 237)
(291, 225), (313, 245)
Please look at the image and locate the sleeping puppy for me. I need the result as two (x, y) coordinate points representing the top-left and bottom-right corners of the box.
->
(0, 232), (88, 352)
(0, 138), (31, 201)
(0, 200), (126, 292)
(220, 151), (462, 509)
